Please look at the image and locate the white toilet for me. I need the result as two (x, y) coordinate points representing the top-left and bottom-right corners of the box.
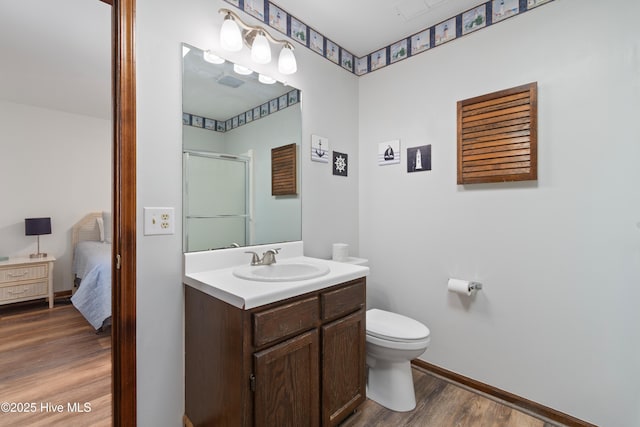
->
(365, 308), (431, 412)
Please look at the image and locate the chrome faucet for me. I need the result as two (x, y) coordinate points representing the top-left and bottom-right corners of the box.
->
(245, 248), (281, 266)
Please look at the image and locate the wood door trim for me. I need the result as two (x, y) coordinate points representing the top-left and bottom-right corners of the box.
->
(112, 0), (137, 425)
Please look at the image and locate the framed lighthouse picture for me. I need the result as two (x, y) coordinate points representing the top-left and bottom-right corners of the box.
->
(407, 144), (432, 173)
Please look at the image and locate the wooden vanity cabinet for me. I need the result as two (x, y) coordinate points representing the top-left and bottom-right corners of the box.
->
(184, 277), (366, 427)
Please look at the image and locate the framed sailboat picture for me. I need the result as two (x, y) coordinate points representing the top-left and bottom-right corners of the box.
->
(378, 140), (400, 165)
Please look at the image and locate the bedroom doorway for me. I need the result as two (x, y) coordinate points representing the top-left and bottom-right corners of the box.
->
(0, 0), (135, 425)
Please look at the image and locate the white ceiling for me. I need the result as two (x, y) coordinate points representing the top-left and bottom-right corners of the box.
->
(183, 44), (292, 119)
(0, 0), (111, 119)
(0, 0), (483, 120)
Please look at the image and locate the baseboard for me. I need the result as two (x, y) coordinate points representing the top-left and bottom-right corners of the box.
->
(54, 290), (73, 299)
(411, 360), (597, 427)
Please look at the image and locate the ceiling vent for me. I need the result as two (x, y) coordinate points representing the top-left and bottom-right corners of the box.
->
(217, 74), (245, 88)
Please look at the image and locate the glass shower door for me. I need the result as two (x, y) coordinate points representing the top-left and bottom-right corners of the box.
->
(184, 151), (250, 251)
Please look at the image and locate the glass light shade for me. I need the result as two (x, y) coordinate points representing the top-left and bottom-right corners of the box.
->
(278, 45), (297, 75)
(251, 32), (271, 64)
(220, 18), (243, 52)
(258, 74), (276, 84)
(233, 64), (253, 75)
(203, 50), (225, 64)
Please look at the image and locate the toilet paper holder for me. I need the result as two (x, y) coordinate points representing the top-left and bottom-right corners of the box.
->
(468, 282), (483, 292)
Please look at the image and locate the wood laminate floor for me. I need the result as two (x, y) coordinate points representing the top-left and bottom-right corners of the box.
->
(0, 299), (563, 427)
(0, 299), (111, 426)
(341, 366), (562, 427)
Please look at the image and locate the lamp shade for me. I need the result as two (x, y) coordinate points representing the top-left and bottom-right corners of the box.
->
(203, 50), (225, 64)
(25, 217), (51, 236)
(220, 17), (243, 52)
(251, 32), (271, 64)
(258, 74), (276, 84)
(278, 44), (297, 75)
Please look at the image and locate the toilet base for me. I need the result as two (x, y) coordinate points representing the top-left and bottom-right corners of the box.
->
(366, 359), (416, 412)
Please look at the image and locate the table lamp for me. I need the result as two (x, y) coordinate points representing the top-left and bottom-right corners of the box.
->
(25, 217), (51, 258)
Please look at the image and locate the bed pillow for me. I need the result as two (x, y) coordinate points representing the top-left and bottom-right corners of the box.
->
(96, 217), (105, 242)
(102, 212), (113, 243)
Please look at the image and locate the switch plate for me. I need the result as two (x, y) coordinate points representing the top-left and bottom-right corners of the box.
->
(144, 207), (175, 235)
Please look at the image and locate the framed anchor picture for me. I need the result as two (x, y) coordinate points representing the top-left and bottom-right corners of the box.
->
(311, 134), (330, 163)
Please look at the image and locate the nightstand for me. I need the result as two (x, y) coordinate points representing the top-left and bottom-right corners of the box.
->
(0, 256), (55, 308)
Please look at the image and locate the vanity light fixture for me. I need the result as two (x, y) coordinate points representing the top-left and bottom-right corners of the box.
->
(219, 8), (297, 75)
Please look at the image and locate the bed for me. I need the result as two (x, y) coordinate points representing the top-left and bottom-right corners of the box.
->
(70, 212), (112, 331)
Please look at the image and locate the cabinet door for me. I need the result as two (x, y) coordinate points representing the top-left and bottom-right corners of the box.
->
(253, 329), (320, 427)
(321, 309), (366, 426)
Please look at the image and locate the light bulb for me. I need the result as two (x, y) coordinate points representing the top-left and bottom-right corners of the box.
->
(278, 44), (297, 75)
(251, 32), (271, 64)
(220, 16), (242, 52)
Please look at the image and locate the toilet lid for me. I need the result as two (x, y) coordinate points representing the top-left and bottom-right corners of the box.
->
(366, 309), (430, 342)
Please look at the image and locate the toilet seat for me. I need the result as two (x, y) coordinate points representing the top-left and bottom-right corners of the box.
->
(366, 309), (430, 342)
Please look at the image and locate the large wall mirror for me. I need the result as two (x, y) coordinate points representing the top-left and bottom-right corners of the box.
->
(182, 43), (302, 252)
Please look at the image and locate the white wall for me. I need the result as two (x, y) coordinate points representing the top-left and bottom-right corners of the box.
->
(0, 100), (111, 292)
(135, 0), (359, 424)
(182, 125), (226, 152)
(225, 105), (302, 246)
(358, 1), (640, 426)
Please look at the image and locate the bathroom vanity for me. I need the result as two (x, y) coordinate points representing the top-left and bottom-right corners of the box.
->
(183, 243), (368, 427)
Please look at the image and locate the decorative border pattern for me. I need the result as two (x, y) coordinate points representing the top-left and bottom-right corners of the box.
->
(183, 89), (300, 133)
(223, 0), (554, 76)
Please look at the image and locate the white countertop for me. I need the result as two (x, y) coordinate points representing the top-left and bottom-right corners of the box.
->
(183, 242), (369, 309)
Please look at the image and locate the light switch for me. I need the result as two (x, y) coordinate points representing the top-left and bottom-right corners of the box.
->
(144, 207), (175, 235)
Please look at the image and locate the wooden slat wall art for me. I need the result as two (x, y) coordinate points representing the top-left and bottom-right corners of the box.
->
(272, 143), (298, 196)
(457, 82), (537, 184)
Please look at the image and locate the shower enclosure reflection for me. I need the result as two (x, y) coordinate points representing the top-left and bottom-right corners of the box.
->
(182, 43), (302, 252)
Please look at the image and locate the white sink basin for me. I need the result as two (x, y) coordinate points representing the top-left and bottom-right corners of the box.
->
(233, 262), (330, 282)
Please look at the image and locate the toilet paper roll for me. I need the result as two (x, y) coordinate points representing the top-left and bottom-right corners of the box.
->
(448, 278), (474, 296)
(332, 243), (349, 261)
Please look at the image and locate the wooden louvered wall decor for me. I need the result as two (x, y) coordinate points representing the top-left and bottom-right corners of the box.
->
(272, 143), (298, 196)
(457, 82), (537, 184)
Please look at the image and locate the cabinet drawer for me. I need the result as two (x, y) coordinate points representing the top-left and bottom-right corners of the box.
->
(321, 280), (365, 321)
(0, 264), (48, 284)
(253, 296), (319, 347)
(0, 281), (48, 303)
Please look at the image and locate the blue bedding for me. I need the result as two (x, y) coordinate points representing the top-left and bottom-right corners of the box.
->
(71, 241), (111, 330)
